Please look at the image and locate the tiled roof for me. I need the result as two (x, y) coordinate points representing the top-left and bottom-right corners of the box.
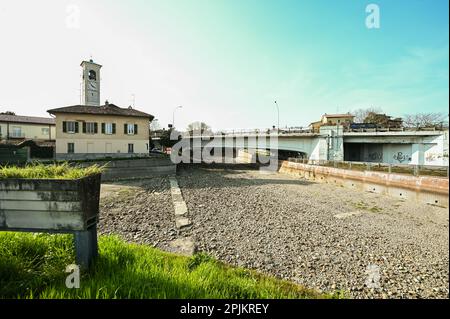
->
(323, 113), (354, 118)
(47, 104), (154, 120)
(0, 114), (55, 125)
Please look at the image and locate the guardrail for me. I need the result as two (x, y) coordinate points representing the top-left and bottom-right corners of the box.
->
(177, 126), (448, 137)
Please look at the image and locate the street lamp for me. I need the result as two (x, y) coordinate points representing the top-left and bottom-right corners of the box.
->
(173, 106), (183, 128)
(274, 101), (280, 133)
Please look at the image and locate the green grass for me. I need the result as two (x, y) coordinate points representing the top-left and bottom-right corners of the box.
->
(0, 163), (104, 180)
(0, 232), (337, 299)
(353, 201), (383, 213)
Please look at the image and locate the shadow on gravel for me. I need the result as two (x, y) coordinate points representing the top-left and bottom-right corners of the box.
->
(176, 163), (314, 189)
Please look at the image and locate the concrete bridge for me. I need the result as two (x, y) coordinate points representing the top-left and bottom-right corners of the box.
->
(178, 126), (449, 166)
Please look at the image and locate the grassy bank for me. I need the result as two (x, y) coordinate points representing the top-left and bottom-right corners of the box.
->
(0, 163), (103, 179)
(0, 233), (336, 299)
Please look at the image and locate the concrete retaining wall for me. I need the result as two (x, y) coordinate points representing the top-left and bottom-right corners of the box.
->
(56, 153), (149, 161)
(0, 174), (101, 232)
(279, 161), (449, 207)
(77, 156), (176, 181)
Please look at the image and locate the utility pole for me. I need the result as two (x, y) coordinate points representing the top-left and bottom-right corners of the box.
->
(274, 101), (280, 133)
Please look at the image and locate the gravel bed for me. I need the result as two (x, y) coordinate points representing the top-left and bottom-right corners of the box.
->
(177, 165), (449, 299)
(98, 177), (178, 251)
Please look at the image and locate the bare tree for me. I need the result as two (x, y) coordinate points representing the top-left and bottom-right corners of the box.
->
(150, 119), (161, 131)
(403, 112), (448, 128)
(187, 122), (212, 135)
(351, 107), (383, 123)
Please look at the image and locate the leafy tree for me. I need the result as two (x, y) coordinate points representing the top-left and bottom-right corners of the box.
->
(0, 111), (15, 115)
(159, 128), (181, 148)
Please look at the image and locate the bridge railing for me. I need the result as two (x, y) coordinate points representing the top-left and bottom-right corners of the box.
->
(287, 158), (449, 178)
(343, 126), (448, 133)
(178, 125), (448, 137)
(185, 127), (315, 137)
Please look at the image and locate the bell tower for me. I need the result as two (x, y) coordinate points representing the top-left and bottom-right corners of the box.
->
(81, 59), (102, 106)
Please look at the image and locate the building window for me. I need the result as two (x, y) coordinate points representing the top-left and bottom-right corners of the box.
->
(66, 121), (77, 133)
(101, 123), (116, 135)
(83, 122), (97, 134)
(11, 127), (22, 138)
(124, 123), (138, 135)
(67, 143), (75, 154)
(128, 143), (134, 153)
(42, 128), (49, 135)
(105, 123), (113, 134)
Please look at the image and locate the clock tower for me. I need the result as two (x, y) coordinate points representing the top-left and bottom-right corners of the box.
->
(81, 59), (102, 106)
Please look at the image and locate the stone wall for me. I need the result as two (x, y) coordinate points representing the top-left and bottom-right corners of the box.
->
(279, 160), (449, 207)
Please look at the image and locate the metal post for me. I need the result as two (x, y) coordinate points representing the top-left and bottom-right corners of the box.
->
(74, 226), (98, 269)
(388, 163), (392, 174)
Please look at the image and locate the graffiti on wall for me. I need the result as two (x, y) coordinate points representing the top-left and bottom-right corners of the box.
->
(368, 152), (382, 161)
(393, 152), (411, 163)
(425, 152), (444, 163)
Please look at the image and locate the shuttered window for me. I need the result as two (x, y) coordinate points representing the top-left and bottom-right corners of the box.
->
(64, 121), (78, 134)
(83, 122), (97, 134)
(103, 123), (114, 135)
(126, 124), (136, 135)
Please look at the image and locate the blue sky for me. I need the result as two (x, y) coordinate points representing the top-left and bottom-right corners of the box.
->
(0, 0), (448, 130)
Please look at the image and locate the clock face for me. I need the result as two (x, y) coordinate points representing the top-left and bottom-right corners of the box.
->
(88, 81), (97, 91)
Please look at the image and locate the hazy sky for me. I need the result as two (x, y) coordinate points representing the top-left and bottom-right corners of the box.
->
(0, 0), (448, 130)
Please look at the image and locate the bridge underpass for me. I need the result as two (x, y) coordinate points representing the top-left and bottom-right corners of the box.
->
(178, 128), (448, 166)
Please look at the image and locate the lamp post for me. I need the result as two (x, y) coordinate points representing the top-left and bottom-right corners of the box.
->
(173, 106), (183, 128)
(274, 101), (280, 133)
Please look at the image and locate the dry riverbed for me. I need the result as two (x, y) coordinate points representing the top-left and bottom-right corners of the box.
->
(98, 165), (449, 299)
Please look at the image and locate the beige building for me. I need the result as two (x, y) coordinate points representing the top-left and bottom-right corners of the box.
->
(310, 113), (355, 132)
(47, 103), (153, 159)
(0, 114), (55, 141)
(47, 59), (154, 160)
(321, 113), (354, 126)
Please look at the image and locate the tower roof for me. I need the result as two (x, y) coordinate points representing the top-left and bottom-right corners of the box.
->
(80, 59), (102, 68)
